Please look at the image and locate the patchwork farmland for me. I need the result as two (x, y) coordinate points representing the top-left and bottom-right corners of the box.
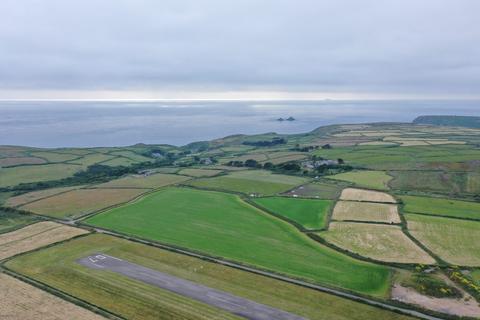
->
(2, 120), (480, 319)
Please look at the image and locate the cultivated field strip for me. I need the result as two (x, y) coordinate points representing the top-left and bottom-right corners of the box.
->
(5, 186), (83, 207)
(406, 214), (480, 266)
(319, 223), (435, 264)
(0, 273), (105, 320)
(0, 221), (88, 260)
(339, 188), (397, 203)
(20, 188), (148, 219)
(332, 200), (401, 223)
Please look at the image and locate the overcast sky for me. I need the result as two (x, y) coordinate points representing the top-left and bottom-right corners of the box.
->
(0, 0), (479, 100)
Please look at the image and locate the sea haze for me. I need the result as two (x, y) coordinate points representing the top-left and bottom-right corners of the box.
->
(1, 100), (479, 148)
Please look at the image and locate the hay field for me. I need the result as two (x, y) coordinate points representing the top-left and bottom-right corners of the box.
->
(0, 221), (88, 260)
(186, 170), (309, 195)
(253, 197), (333, 229)
(177, 168), (223, 177)
(86, 188), (391, 296)
(400, 195), (480, 220)
(339, 188), (396, 203)
(0, 273), (104, 320)
(6, 186), (82, 207)
(21, 188), (147, 219)
(94, 173), (191, 189)
(319, 223), (435, 264)
(6, 234), (413, 320)
(332, 201), (400, 223)
(406, 214), (480, 266)
(327, 171), (392, 190)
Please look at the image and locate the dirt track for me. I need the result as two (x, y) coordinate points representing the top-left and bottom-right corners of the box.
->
(78, 253), (306, 320)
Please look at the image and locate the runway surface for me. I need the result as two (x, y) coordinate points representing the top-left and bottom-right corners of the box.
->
(78, 253), (307, 320)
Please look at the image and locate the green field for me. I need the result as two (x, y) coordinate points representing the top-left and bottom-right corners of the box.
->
(400, 195), (480, 220)
(186, 170), (309, 195)
(390, 170), (480, 195)
(177, 168), (223, 177)
(30, 151), (80, 162)
(406, 214), (480, 266)
(67, 153), (116, 168)
(86, 187), (391, 296)
(326, 171), (392, 190)
(94, 173), (191, 189)
(253, 197), (333, 230)
(6, 234), (413, 320)
(283, 181), (342, 199)
(0, 163), (82, 188)
(314, 144), (480, 171)
(471, 269), (480, 285)
(0, 210), (39, 234)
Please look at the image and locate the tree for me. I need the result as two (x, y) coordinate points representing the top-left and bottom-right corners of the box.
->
(244, 159), (258, 168)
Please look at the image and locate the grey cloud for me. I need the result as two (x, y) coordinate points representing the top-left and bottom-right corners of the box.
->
(0, 0), (479, 95)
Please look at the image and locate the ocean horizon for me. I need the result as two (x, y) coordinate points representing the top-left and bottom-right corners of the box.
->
(1, 100), (479, 148)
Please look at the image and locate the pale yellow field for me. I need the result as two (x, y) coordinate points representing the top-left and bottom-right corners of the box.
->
(332, 201), (400, 223)
(406, 214), (480, 266)
(6, 186), (82, 207)
(21, 188), (147, 219)
(320, 222), (435, 264)
(0, 273), (104, 320)
(0, 222), (88, 260)
(339, 188), (396, 203)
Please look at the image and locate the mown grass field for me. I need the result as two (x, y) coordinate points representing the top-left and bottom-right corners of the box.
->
(400, 195), (480, 220)
(30, 151), (80, 162)
(327, 171), (392, 190)
(86, 187), (391, 296)
(319, 222), (435, 264)
(5, 234), (414, 320)
(0, 273), (104, 320)
(332, 201), (400, 223)
(186, 170), (309, 195)
(283, 181), (342, 199)
(406, 214), (480, 266)
(21, 188), (147, 219)
(0, 221), (88, 260)
(253, 197), (333, 230)
(5, 186), (82, 207)
(0, 210), (39, 234)
(314, 144), (480, 171)
(0, 164), (82, 188)
(390, 170), (480, 195)
(0, 156), (46, 167)
(94, 173), (191, 189)
(177, 168), (223, 177)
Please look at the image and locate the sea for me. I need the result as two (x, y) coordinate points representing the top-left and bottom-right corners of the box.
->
(0, 100), (479, 148)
